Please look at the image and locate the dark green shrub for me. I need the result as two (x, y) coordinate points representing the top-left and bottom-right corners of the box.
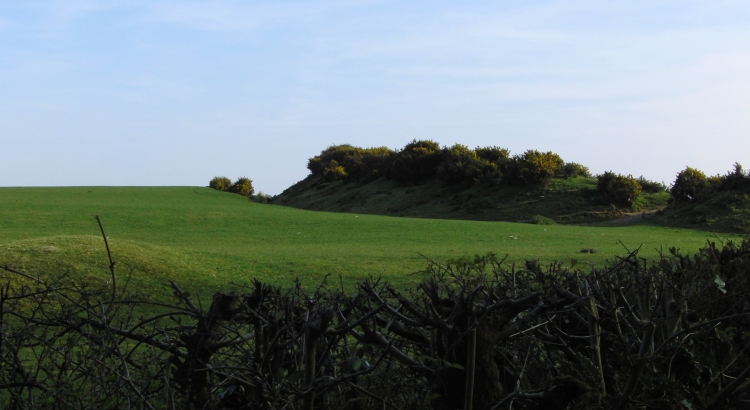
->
(670, 167), (708, 202)
(475, 146), (510, 167)
(209, 176), (232, 191)
(230, 177), (255, 198)
(390, 139), (442, 184)
(437, 144), (497, 185)
(506, 150), (564, 185)
(718, 162), (749, 191)
(636, 176), (667, 193)
(254, 192), (269, 204)
(597, 171), (642, 206)
(530, 215), (556, 225)
(307, 145), (358, 177)
(343, 146), (394, 182)
(322, 160), (347, 181)
(475, 146), (510, 182)
(558, 162), (591, 178)
(307, 144), (395, 183)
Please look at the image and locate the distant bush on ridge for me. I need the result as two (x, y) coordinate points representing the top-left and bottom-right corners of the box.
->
(230, 177), (255, 198)
(209, 176), (258, 200)
(669, 163), (749, 203)
(209, 176), (232, 191)
(596, 171), (642, 206)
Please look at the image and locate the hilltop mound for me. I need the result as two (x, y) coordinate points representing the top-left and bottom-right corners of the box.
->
(652, 166), (750, 233)
(272, 142), (750, 232)
(273, 174), (669, 223)
(272, 141), (669, 224)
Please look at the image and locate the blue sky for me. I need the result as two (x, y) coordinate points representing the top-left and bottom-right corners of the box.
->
(1, 1), (749, 194)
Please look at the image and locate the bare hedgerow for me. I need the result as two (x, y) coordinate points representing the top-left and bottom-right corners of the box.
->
(1, 217), (749, 409)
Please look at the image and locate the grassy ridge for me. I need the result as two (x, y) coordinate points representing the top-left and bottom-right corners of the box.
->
(273, 175), (671, 224)
(0, 187), (741, 297)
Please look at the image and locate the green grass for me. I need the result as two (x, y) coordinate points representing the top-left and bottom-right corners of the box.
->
(0, 187), (742, 300)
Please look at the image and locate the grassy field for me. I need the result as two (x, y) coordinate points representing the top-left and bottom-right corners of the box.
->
(0, 187), (742, 299)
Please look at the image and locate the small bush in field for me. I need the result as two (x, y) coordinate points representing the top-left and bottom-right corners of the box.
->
(597, 171), (642, 206)
(231, 177), (255, 198)
(254, 192), (269, 204)
(559, 162), (591, 178)
(530, 215), (556, 225)
(209, 176), (232, 191)
(670, 167), (708, 202)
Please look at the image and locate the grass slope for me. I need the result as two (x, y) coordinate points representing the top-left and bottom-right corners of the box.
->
(273, 175), (670, 224)
(0, 187), (739, 299)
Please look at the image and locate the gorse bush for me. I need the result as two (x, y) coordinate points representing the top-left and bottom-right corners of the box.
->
(254, 191), (269, 204)
(506, 150), (564, 185)
(230, 177), (255, 198)
(322, 160), (347, 181)
(597, 171), (642, 206)
(390, 139), (443, 184)
(671, 167), (709, 203)
(668, 163), (749, 205)
(559, 162), (591, 178)
(436, 144), (497, 186)
(474, 146), (511, 166)
(305, 141), (605, 189)
(718, 162), (749, 191)
(210, 177), (255, 198)
(209, 176), (232, 191)
(637, 175), (667, 193)
(308, 145), (394, 182)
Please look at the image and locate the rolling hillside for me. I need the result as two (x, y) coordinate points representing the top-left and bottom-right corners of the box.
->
(1, 187), (738, 300)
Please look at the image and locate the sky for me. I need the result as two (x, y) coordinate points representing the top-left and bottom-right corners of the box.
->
(1, 1), (749, 195)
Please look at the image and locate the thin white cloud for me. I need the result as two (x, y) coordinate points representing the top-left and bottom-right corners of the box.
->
(146, 0), (382, 32)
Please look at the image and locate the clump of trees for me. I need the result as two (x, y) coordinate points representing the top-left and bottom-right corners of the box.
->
(559, 162), (591, 178)
(436, 144), (499, 185)
(2, 219), (750, 409)
(596, 171), (643, 206)
(306, 140), (586, 188)
(669, 163), (749, 203)
(210, 176), (265, 201)
(304, 143), (750, 214)
(230, 177), (254, 197)
(505, 149), (564, 185)
(209, 176), (232, 191)
(307, 144), (394, 183)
